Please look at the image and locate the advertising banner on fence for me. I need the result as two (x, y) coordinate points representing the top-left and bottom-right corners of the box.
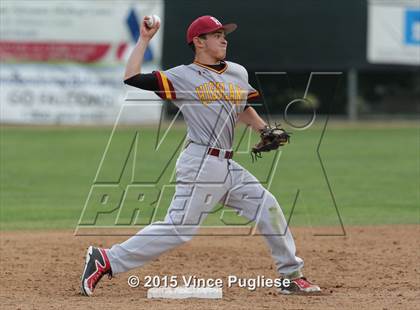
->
(0, 0), (164, 124)
(367, 0), (420, 65)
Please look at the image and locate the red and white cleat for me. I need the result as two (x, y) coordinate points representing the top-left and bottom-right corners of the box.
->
(80, 246), (112, 296)
(279, 277), (321, 295)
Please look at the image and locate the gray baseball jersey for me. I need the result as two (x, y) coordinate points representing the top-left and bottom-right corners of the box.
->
(155, 61), (259, 150)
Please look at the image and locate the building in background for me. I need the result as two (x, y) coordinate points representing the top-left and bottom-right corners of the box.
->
(163, 0), (419, 120)
(0, 0), (418, 125)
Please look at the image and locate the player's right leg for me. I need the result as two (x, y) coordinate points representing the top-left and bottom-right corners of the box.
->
(81, 144), (229, 296)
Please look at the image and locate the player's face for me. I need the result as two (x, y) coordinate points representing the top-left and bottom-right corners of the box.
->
(203, 30), (227, 60)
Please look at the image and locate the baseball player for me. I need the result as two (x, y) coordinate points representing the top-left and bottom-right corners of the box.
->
(81, 15), (321, 296)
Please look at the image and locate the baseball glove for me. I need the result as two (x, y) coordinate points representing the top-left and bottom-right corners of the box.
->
(251, 124), (290, 161)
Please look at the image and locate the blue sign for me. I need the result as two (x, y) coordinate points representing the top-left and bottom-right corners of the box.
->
(405, 9), (420, 45)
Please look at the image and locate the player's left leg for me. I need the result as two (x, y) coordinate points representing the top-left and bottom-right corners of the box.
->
(223, 159), (321, 294)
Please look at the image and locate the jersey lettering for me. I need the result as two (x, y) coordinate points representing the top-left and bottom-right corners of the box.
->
(195, 82), (245, 105)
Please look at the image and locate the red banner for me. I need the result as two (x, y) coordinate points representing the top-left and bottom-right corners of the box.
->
(0, 42), (113, 63)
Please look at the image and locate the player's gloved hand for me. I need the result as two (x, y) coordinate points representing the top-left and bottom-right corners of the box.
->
(251, 124), (290, 162)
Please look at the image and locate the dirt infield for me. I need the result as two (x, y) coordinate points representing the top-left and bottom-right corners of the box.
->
(1, 225), (419, 310)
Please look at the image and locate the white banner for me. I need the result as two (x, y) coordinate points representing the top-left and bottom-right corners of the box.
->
(0, 0), (164, 124)
(367, 0), (420, 65)
(0, 0), (164, 65)
(0, 64), (162, 125)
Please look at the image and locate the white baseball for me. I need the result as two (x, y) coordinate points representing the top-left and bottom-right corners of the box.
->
(145, 14), (160, 28)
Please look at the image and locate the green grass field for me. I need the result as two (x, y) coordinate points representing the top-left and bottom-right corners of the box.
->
(0, 122), (418, 230)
